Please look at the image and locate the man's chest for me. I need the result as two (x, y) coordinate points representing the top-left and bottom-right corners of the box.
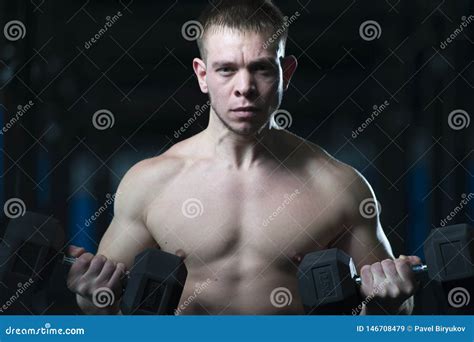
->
(144, 168), (345, 264)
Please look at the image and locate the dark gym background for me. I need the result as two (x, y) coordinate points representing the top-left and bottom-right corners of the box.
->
(0, 0), (473, 314)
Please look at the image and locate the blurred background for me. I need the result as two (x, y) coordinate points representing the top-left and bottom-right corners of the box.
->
(0, 0), (473, 314)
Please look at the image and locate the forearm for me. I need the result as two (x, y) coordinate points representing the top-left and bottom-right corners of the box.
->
(359, 296), (414, 315)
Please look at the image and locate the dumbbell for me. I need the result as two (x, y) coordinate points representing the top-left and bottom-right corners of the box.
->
(298, 223), (474, 314)
(64, 249), (187, 315)
(0, 211), (187, 315)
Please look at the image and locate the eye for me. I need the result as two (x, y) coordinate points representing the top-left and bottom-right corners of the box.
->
(254, 64), (274, 75)
(217, 67), (233, 74)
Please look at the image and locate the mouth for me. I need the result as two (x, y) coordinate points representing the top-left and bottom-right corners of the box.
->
(231, 107), (259, 119)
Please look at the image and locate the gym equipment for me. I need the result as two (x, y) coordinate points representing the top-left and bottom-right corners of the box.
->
(0, 211), (187, 315)
(298, 223), (474, 314)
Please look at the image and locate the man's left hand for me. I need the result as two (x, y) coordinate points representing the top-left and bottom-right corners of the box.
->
(359, 255), (421, 314)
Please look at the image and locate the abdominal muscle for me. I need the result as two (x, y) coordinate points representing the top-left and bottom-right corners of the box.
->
(174, 253), (305, 315)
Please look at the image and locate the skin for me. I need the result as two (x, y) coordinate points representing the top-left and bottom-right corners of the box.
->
(67, 27), (421, 315)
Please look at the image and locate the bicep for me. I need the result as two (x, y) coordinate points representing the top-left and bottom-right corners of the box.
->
(97, 216), (158, 269)
(332, 220), (394, 272)
(96, 161), (158, 268)
(330, 165), (394, 271)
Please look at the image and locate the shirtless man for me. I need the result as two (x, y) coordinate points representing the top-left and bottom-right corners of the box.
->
(67, 0), (421, 315)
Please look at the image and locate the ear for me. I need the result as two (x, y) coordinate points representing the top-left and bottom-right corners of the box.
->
(193, 57), (208, 93)
(281, 55), (298, 91)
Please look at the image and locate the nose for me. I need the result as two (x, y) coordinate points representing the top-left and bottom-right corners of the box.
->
(234, 70), (257, 98)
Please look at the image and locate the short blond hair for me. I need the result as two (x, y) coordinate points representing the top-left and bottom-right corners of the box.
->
(196, 0), (288, 61)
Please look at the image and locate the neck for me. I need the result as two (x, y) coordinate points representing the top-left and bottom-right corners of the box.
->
(201, 107), (277, 170)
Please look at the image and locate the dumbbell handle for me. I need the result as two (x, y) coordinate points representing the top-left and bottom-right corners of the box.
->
(61, 254), (131, 279)
(354, 264), (428, 285)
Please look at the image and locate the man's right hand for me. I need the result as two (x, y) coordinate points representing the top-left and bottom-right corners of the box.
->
(66, 245), (127, 314)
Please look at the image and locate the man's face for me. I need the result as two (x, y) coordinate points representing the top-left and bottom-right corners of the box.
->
(194, 28), (296, 136)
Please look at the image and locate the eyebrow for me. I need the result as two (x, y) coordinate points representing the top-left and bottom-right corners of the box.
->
(211, 58), (278, 69)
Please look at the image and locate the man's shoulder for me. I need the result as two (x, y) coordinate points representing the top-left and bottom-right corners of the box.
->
(316, 150), (376, 222)
(286, 132), (373, 205)
(121, 153), (187, 188)
(111, 152), (186, 217)
(283, 131), (351, 177)
(120, 132), (211, 190)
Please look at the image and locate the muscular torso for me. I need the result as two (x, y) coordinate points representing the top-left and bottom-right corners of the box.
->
(140, 131), (351, 314)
